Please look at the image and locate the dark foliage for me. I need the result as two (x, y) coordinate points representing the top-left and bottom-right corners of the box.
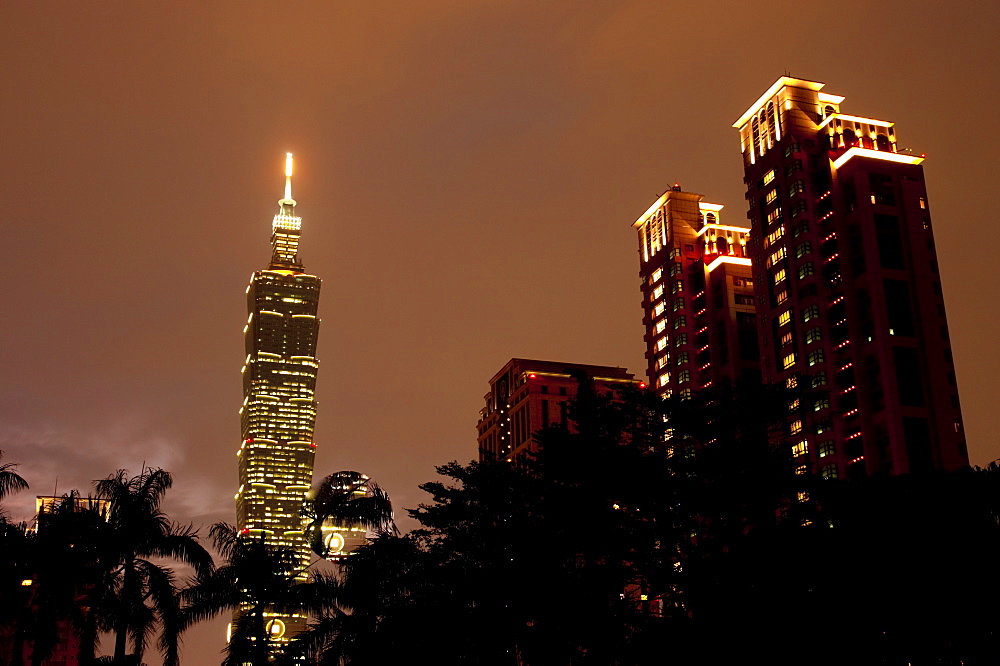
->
(0, 468), (210, 666)
(297, 382), (1000, 665)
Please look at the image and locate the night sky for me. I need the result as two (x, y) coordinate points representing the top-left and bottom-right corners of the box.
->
(3, 1), (999, 662)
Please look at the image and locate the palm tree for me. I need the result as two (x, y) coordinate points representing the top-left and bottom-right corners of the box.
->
(0, 450), (29, 506)
(281, 534), (436, 666)
(305, 471), (397, 559)
(92, 468), (212, 666)
(0, 451), (31, 664)
(0, 493), (108, 666)
(177, 522), (339, 666)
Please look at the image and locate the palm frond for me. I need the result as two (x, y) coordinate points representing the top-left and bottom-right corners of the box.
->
(0, 451), (29, 501)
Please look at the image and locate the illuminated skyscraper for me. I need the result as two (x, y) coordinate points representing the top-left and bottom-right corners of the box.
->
(633, 186), (760, 397)
(733, 77), (967, 477)
(236, 154), (320, 641)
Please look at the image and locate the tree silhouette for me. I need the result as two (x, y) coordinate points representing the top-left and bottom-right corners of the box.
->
(177, 522), (339, 666)
(92, 468), (212, 666)
(305, 471), (397, 559)
(0, 450), (28, 507)
(0, 493), (109, 666)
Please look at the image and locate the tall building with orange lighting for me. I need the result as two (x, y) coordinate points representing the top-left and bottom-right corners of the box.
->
(633, 186), (760, 397)
(235, 154), (319, 641)
(733, 77), (967, 478)
(477, 358), (639, 462)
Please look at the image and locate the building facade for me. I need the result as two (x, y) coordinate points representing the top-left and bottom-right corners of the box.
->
(236, 154), (319, 641)
(633, 186), (760, 397)
(733, 77), (967, 478)
(477, 358), (639, 462)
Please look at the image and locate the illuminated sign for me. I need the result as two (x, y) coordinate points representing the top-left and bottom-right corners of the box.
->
(324, 531), (346, 554)
(266, 619), (286, 639)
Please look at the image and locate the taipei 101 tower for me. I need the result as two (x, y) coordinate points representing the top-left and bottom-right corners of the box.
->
(236, 154), (320, 640)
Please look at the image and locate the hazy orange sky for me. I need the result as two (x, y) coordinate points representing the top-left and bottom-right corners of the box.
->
(3, 1), (999, 662)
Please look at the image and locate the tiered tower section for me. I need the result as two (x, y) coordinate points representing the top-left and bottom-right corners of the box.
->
(236, 154), (320, 640)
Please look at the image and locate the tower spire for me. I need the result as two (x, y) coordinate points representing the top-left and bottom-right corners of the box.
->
(282, 152), (295, 205)
(270, 152), (303, 269)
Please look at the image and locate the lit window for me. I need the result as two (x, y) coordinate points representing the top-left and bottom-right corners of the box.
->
(786, 376), (798, 389)
(675, 333), (688, 347)
(918, 197), (927, 210)
(671, 280), (684, 294)
(773, 268), (787, 284)
(672, 298), (685, 312)
(656, 337), (668, 351)
(767, 208), (783, 223)
(802, 305), (820, 322)
(653, 302), (665, 316)
(776, 290), (789, 305)
(763, 169), (775, 185)
(778, 310), (792, 326)
(805, 327), (822, 344)
(655, 320), (667, 334)
(790, 420), (803, 435)
(678, 370), (691, 383)
(767, 246), (787, 267)
(765, 189), (778, 204)
(807, 349), (825, 366)
(653, 285), (664, 299)
(797, 491), (810, 502)
(658, 373), (669, 387)
(673, 316), (687, 330)
(814, 397), (830, 411)
(780, 331), (793, 346)
(788, 399), (800, 411)
(818, 440), (835, 458)
(676, 352), (689, 365)
(670, 263), (683, 276)
(783, 353), (796, 369)
(798, 262), (814, 279)
(821, 464), (838, 480)
(811, 372), (827, 388)
(765, 227), (784, 248)
(652, 268), (663, 282)
(795, 465), (808, 475)
(795, 241), (812, 259)
(792, 440), (808, 457)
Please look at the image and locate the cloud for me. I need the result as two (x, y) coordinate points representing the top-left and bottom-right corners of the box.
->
(0, 412), (193, 523)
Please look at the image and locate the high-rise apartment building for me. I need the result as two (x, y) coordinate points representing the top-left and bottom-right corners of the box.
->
(633, 186), (760, 397)
(236, 154), (320, 641)
(733, 77), (967, 478)
(477, 358), (639, 462)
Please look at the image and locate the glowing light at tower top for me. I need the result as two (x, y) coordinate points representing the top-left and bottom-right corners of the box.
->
(284, 153), (294, 202)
